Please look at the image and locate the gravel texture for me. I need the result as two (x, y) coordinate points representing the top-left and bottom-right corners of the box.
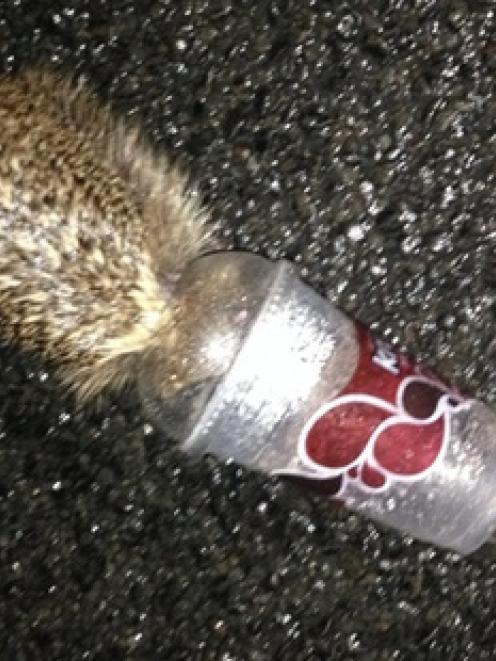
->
(1, 1), (496, 659)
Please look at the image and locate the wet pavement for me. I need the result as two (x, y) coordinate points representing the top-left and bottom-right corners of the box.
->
(1, 2), (496, 659)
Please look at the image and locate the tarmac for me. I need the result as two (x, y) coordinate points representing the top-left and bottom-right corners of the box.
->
(1, 1), (496, 659)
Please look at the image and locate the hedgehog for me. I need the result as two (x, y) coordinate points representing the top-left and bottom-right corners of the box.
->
(0, 68), (215, 401)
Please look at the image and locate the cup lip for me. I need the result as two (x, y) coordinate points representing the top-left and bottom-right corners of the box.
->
(181, 257), (290, 455)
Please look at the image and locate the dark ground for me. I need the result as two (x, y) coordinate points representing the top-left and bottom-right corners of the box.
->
(1, 1), (496, 659)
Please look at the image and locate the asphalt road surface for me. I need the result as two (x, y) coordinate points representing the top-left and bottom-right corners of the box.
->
(1, 2), (496, 659)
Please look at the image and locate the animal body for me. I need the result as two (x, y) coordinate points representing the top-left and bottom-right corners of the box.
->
(0, 69), (213, 400)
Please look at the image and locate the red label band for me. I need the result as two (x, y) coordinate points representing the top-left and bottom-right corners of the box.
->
(294, 324), (466, 497)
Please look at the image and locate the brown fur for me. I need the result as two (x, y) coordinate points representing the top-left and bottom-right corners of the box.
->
(0, 68), (214, 399)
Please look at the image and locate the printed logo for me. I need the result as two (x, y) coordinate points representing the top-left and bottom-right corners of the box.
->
(293, 325), (467, 496)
